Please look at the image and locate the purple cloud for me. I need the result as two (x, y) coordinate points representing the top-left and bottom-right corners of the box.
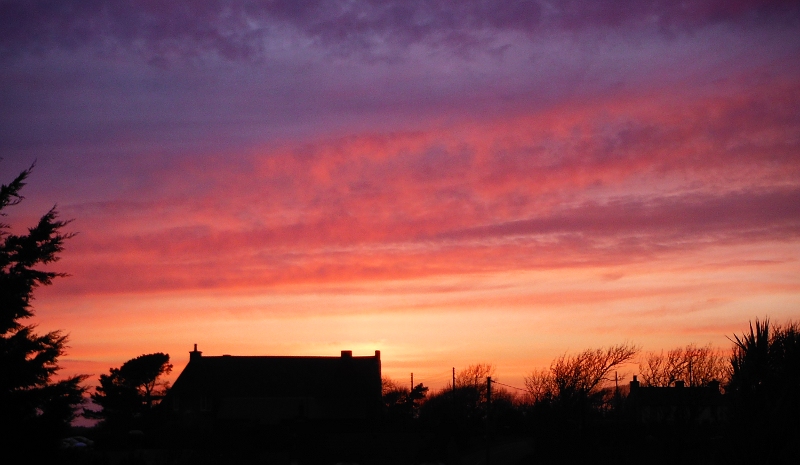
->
(2, 0), (797, 64)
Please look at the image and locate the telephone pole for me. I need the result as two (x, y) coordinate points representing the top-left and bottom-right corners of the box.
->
(486, 376), (492, 465)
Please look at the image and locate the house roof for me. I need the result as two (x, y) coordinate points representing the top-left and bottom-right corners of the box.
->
(170, 348), (382, 402)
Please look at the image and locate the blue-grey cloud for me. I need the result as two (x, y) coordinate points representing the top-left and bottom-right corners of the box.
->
(2, 0), (797, 65)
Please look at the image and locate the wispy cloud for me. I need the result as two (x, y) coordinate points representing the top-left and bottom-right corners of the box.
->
(42, 79), (799, 295)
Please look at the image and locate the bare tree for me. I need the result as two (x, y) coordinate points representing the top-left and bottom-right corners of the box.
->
(524, 343), (639, 409)
(455, 363), (496, 389)
(523, 368), (554, 404)
(639, 343), (728, 387)
(455, 363), (496, 404)
(639, 348), (683, 387)
(382, 377), (404, 396)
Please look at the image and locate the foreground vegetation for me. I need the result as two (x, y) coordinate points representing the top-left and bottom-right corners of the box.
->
(48, 319), (794, 464)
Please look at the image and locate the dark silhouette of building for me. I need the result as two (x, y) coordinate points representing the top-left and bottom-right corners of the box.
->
(627, 375), (725, 424)
(165, 346), (382, 426)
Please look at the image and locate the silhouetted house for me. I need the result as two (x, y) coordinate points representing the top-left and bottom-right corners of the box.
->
(627, 375), (725, 424)
(165, 346), (382, 426)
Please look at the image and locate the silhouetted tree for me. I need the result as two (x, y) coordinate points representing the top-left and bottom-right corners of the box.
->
(418, 385), (485, 449)
(484, 386), (525, 437)
(417, 366), (527, 462)
(524, 367), (554, 405)
(417, 364), (499, 450)
(520, 344), (640, 463)
(524, 343), (639, 415)
(455, 363), (495, 404)
(90, 352), (172, 429)
(382, 377), (428, 421)
(727, 318), (800, 461)
(0, 164), (87, 450)
(639, 343), (728, 387)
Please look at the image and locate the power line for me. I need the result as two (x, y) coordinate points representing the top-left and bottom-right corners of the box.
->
(491, 380), (526, 392)
(411, 370), (453, 385)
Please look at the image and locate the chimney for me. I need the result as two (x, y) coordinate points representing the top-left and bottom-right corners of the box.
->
(341, 350), (352, 358)
(709, 380), (721, 394)
(374, 350), (380, 360)
(190, 344), (202, 362)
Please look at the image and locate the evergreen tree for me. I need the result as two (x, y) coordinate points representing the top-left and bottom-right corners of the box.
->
(89, 353), (172, 430)
(0, 165), (87, 449)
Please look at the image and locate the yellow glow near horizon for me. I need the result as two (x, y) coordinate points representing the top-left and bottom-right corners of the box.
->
(43, 239), (800, 393)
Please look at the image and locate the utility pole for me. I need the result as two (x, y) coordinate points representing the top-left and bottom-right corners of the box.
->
(452, 367), (456, 392)
(486, 376), (492, 465)
(411, 372), (414, 391)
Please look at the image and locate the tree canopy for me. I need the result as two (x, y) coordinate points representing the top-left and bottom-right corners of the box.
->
(0, 164), (86, 449)
(382, 377), (428, 422)
(90, 352), (173, 429)
(638, 343), (728, 387)
(524, 343), (639, 411)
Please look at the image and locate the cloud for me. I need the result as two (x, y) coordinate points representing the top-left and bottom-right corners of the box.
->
(41, 80), (799, 295)
(2, 0), (796, 65)
(2, 0), (796, 178)
(2, 1), (797, 301)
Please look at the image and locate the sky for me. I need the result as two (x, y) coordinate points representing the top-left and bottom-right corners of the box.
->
(2, 0), (800, 394)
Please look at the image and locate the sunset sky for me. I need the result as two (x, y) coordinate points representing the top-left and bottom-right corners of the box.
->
(2, 0), (799, 393)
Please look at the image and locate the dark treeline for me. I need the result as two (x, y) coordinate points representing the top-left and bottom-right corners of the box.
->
(375, 326), (798, 465)
(69, 320), (797, 464)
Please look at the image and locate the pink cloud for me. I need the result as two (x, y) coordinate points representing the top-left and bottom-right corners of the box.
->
(27, 77), (792, 296)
